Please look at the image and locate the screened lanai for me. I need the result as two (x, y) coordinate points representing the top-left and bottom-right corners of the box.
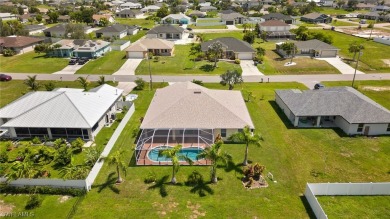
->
(135, 128), (214, 165)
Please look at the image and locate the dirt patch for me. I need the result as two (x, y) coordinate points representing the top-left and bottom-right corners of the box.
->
(152, 201), (179, 217)
(381, 59), (390, 67)
(0, 200), (14, 216)
(187, 201), (206, 219)
(361, 86), (390, 91)
(58, 195), (71, 203)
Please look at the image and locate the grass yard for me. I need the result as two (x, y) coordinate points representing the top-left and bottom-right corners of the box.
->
(135, 45), (242, 75)
(317, 196), (390, 218)
(72, 81), (390, 218)
(322, 80), (390, 110)
(317, 7), (369, 16)
(0, 52), (68, 73)
(202, 31), (244, 41)
(331, 20), (358, 26)
(0, 80), (106, 108)
(196, 18), (221, 23)
(122, 30), (147, 42)
(253, 42), (341, 75)
(309, 30), (390, 73)
(0, 194), (79, 218)
(188, 24), (227, 29)
(115, 18), (155, 29)
(76, 51), (127, 75)
(297, 22), (321, 27)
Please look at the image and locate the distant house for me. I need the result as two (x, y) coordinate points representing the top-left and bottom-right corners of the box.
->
(261, 13), (295, 24)
(0, 13), (17, 21)
(275, 87), (390, 136)
(320, 0), (335, 7)
(200, 6), (217, 12)
(276, 39), (339, 58)
(146, 25), (185, 40)
(356, 3), (376, 10)
(259, 20), (295, 40)
(43, 24), (89, 38)
(358, 11), (390, 21)
(125, 38), (175, 58)
(95, 24), (138, 39)
(300, 12), (332, 23)
(161, 13), (191, 24)
(49, 39), (111, 58)
(371, 5), (390, 12)
(0, 36), (43, 55)
(58, 15), (71, 23)
(141, 5), (161, 13)
(221, 11), (247, 25)
(120, 2), (142, 10)
(92, 14), (115, 26)
(116, 9), (143, 18)
(201, 37), (255, 60)
(188, 10), (206, 18)
(18, 13), (36, 23)
(24, 24), (47, 35)
(0, 84), (124, 141)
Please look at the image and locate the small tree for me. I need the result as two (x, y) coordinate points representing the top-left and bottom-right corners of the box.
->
(76, 76), (89, 91)
(220, 70), (243, 90)
(71, 138), (84, 153)
(135, 77), (146, 90)
(24, 75), (41, 91)
(97, 76), (106, 85)
(228, 126), (263, 166)
(243, 31), (256, 44)
(207, 41), (223, 68)
(99, 17), (109, 27)
(158, 145), (194, 184)
(44, 81), (56, 91)
(260, 31), (267, 43)
(280, 42), (297, 64)
(107, 150), (127, 183)
(348, 42), (364, 61)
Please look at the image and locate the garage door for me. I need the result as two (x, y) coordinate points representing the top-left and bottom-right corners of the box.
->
(237, 53), (253, 60)
(320, 50), (337, 58)
(226, 21), (234, 25)
(127, 51), (144, 59)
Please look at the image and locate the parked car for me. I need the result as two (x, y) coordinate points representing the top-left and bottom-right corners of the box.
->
(142, 27), (150, 30)
(0, 74), (12, 81)
(69, 59), (77, 65)
(188, 33), (194, 38)
(78, 59), (87, 65)
(187, 27), (193, 31)
(314, 83), (325, 90)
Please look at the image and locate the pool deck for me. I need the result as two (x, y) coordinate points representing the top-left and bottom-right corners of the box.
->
(136, 142), (211, 165)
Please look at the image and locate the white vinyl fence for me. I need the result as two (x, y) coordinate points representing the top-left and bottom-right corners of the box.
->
(304, 182), (390, 219)
(0, 178), (86, 189)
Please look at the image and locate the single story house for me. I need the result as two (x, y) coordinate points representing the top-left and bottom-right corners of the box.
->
(23, 24), (47, 35)
(0, 84), (124, 141)
(43, 24), (89, 38)
(135, 82), (254, 165)
(92, 14), (115, 26)
(18, 13), (36, 23)
(358, 11), (390, 21)
(371, 5), (390, 12)
(275, 87), (390, 136)
(119, 2), (142, 10)
(259, 20), (295, 40)
(0, 36), (43, 55)
(201, 37), (256, 60)
(319, 0), (335, 7)
(0, 13), (18, 21)
(116, 9), (143, 18)
(49, 39), (111, 58)
(141, 5), (161, 13)
(221, 11), (247, 25)
(300, 12), (332, 23)
(146, 25), (185, 40)
(188, 10), (207, 18)
(355, 3), (376, 10)
(200, 6), (217, 12)
(58, 15), (71, 23)
(161, 13), (191, 24)
(261, 13), (295, 24)
(276, 39), (339, 58)
(125, 38), (174, 58)
(96, 24), (138, 39)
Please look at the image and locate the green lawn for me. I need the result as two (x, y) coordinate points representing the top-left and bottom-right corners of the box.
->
(331, 20), (358, 26)
(197, 18), (221, 23)
(115, 18), (155, 29)
(254, 42), (341, 75)
(135, 45), (242, 75)
(71, 82), (390, 218)
(317, 7), (369, 16)
(297, 22), (321, 27)
(309, 30), (390, 73)
(317, 196), (390, 218)
(0, 52), (68, 73)
(188, 24), (227, 29)
(322, 80), (390, 110)
(202, 31), (244, 41)
(122, 30), (146, 42)
(76, 51), (127, 75)
(0, 194), (79, 218)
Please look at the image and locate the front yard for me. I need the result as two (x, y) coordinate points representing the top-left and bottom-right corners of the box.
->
(76, 51), (127, 75)
(135, 45), (242, 75)
(115, 18), (155, 29)
(0, 52), (68, 73)
(188, 24), (227, 29)
(332, 20), (359, 26)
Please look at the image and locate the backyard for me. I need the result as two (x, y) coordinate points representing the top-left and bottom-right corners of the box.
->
(0, 52), (68, 73)
(76, 51), (127, 75)
(135, 45), (242, 75)
(115, 18), (155, 29)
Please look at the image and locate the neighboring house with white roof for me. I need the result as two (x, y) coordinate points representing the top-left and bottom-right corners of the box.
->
(161, 13), (191, 24)
(146, 25), (185, 40)
(0, 84), (124, 141)
(120, 2), (142, 10)
(125, 38), (174, 58)
(275, 87), (390, 136)
(95, 24), (138, 39)
(135, 82), (254, 165)
(0, 13), (17, 20)
(141, 5), (161, 12)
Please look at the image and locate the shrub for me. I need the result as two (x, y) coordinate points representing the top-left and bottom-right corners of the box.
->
(32, 136), (42, 144)
(44, 82), (56, 91)
(367, 23), (374, 28)
(53, 138), (67, 149)
(3, 48), (16, 57)
(0, 185), (86, 196)
(71, 138), (84, 153)
(55, 145), (72, 166)
(235, 59), (241, 64)
(134, 77), (145, 90)
(0, 151), (8, 163)
(153, 56), (160, 62)
(25, 195), (42, 210)
(185, 171), (203, 186)
(191, 79), (204, 86)
(144, 171), (157, 184)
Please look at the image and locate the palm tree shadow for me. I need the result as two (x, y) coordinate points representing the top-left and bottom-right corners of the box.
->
(147, 175), (170, 197)
(92, 172), (120, 194)
(224, 160), (244, 175)
(185, 171), (214, 197)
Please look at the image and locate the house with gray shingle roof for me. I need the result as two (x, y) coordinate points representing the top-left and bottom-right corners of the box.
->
(275, 87), (390, 136)
(201, 37), (256, 60)
(300, 12), (332, 23)
(276, 39), (339, 58)
(221, 11), (247, 25)
(146, 25), (185, 40)
(116, 9), (143, 18)
(95, 24), (138, 39)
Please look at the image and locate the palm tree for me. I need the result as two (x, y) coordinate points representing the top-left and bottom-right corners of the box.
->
(107, 150), (127, 184)
(196, 141), (232, 183)
(242, 23), (250, 33)
(24, 75), (40, 91)
(97, 76), (106, 85)
(348, 42), (364, 61)
(228, 126), (263, 166)
(158, 145), (193, 184)
(281, 42), (297, 64)
(207, 41), (223, 68)
(7, 157), (38, 180)
(196, 33), (204, 43)
(76, 76), (89, 91)
(60, 164), (90, 180)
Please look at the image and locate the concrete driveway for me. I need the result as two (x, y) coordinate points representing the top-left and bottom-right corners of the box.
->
(174, 32), (195, 45)
(240, 60), (264, 76)
(317, 57), (365, 75)
(53, 64), (84, 74)
(113, 58), (143, 75)
(227, 25), (238, 30)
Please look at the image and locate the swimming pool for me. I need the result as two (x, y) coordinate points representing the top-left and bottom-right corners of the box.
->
(147, 146), (204, 162)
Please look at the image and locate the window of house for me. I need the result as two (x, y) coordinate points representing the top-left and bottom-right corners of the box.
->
(221, 129), (226, 138)
(387, 124), (390, 132)
(357, 123), (364, 132)
(159, 34), (163, 37)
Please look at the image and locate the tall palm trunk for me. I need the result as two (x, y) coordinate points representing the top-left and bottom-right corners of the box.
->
(211, 165), (218, 183)
(171, 165), (177, 184)
(243, 143), (249, 166)
(214, 56), (217, 68)
(116, 165), (123, 183)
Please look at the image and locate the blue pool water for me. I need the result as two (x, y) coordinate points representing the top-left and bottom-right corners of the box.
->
(148, 146), (203, 162)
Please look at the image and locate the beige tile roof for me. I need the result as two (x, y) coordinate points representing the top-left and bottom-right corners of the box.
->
(125, 38), (174, 52)
(140, 82), (255, 129)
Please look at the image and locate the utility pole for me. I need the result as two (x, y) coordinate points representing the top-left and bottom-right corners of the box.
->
(148, 53), (152, 91)
(351, 50), (362, 88)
